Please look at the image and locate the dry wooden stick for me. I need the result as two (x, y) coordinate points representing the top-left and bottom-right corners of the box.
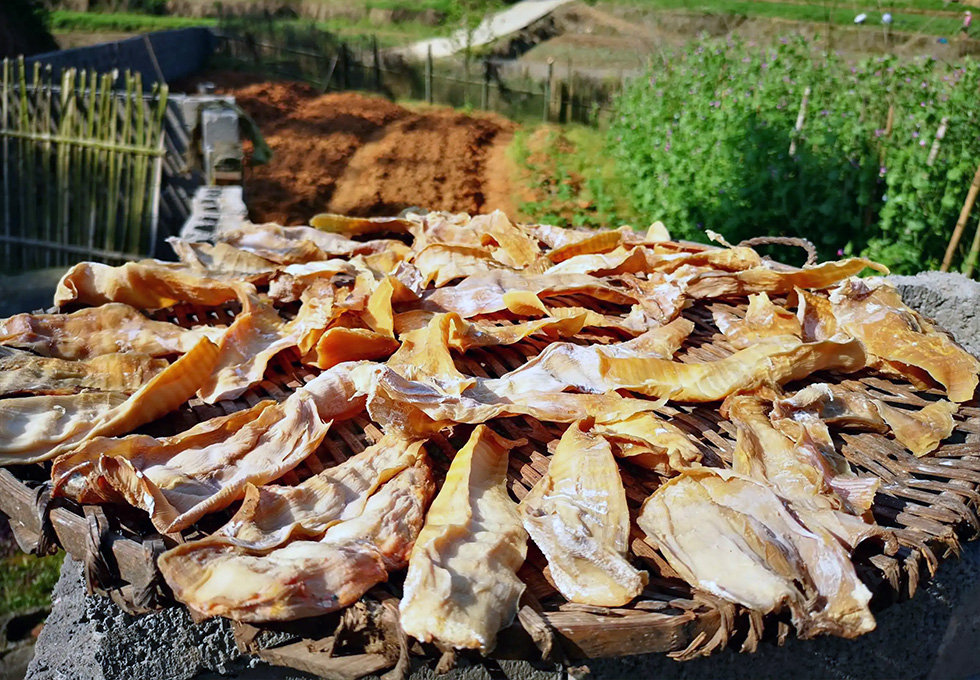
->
(941, 163), (980, 272)
(788, 85), (811, 156)
(962, 215), (980, 278)
(927, 117), (949, 167)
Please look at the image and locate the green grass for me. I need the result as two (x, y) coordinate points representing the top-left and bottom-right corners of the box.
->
(50, 10), (447, 45)
(51, 10), (216, 33)
(606, 1), (965, 36)
(0, 552), (64, 616)
(510, 125), (637, 229)
(312, 16), (451, 43)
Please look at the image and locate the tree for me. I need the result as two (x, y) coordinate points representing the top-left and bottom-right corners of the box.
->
(0, 0), (58, 59)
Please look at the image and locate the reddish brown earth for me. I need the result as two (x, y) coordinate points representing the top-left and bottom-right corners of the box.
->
(205, 76), (518, 225)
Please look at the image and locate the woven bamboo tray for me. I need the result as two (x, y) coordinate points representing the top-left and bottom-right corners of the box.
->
(1, 290), (979, 679)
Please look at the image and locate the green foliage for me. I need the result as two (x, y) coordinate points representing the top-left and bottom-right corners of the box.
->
(50, 10), (216, 32)
(609, 37), (980, 273)
(0, 552), (64, 615)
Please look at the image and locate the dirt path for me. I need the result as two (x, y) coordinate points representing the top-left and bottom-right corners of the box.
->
(482, 129), (518, 218)
(329, 108), (516, 218)
(211, 78), (518, 224)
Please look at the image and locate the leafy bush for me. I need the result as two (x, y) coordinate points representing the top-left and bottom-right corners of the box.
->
(608, 37), (980, 273)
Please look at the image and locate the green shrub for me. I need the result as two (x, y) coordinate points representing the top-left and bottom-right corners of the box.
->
(608, 37), (980, 273)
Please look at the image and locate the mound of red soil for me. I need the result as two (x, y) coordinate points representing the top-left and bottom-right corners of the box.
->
(209, 76), (516, 225)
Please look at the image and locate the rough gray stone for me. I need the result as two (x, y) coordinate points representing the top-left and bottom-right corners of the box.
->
(887, 271), (980, 358)
(26, 557), (274, 680)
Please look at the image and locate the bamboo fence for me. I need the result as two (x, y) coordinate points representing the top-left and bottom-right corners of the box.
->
(0, 57), (169, 273)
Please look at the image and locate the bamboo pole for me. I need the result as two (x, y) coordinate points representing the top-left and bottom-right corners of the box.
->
(146, 85), (168, 258)
(105, 73), (124, 254)
(543, 59), (554, 123)
(74, 70), (89, 254)
(372, 36), (381, 92)
(788, 85), (811, 156)
(2, 58), (10, 267)
(69, 69), (82, 256)
(142, 34), (166, 86)
(481, 60), (490, 110)
(565, 59), (573, 124)
(426, 44), (433, 105)
(941, 163), (980, 272)
(962, 216), (980, 278)
(56, 69), (73, 266)
(927, 117), (948, 167)
(0, 129), (165, 155)
(128, 74), (147, 254)
(87, 71), (106, 252)
(119, 72), (135, 255)
(20, 61), (37, 269)
(41, 64), (53, 268)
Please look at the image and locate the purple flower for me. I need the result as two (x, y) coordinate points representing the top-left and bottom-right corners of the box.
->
(920, 140), (927, 146)
(837, 248), (845, 256)
(880, 166), (887, 176)
(874, 129), (884, 137)
(912, 131), (920, 138)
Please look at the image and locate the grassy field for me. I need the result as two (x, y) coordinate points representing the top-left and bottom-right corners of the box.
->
(51, 10), (215, 32)
(50, 10), (449, 45)
(606, 0), (967, 36)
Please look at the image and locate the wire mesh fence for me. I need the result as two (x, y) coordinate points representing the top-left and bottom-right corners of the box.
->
(0, 57), (169, 274)
(214, 19), (622, 128)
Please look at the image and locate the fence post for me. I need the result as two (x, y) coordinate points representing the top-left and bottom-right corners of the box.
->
(481, 60), (490, 110)
(339, 43), (348, 90)
(425, 44), (433, 105)
(565, 59), (573, 123)
(543, 58), (553, 123)
(2, 58), (9, 267)
(373, 35), (381, 92)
